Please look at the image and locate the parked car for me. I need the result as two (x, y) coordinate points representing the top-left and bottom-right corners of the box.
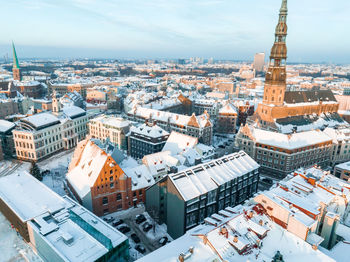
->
(131, 233), (141, 243)
(135, 244), (146, 254)
(103, 217), (115, 223)
(136, 214), (146, 224)
(117, 225), (131, 234)
(261, 178), (273, 185)
(159, 236), (168, 246)
(143, 222), (153, 232)
(112, 219), (124, 227)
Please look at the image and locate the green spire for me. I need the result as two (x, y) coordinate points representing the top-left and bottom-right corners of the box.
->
(12, 41), (20, 69)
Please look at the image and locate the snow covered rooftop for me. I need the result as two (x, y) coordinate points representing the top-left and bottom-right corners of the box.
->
(169, 151), (259, 201)
(137, 205), (334, 262)
(162, 131), (198, 155)
(219, 103), (238, 115)
(335, 161), (350, 171)
(130, 123), (169, 139)
(62, 106), (86, 119)
(130, 106), (211, 128)
(251, 127), (332, 150)
(0, 119), (15, 133)
(90, 115), (130, 129)
(66, 140), (111, 199)
(122, 164), (155, 191)
(21, 112), (60, 130)
(0, 171), (68, 222)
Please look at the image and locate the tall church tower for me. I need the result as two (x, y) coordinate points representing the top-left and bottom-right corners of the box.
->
(262, 0), (288, 106)
(12, 42), (21, 81)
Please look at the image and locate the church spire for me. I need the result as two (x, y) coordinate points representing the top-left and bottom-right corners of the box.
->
(12, 42), (21, 81)
(262, 0), (288, 106)
(12, 42), (20, 69)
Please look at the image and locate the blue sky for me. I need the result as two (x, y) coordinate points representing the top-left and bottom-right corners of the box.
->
(0, 0), (349, 63)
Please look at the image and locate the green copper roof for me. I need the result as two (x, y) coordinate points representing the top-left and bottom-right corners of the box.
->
(12, 42), (20, 69)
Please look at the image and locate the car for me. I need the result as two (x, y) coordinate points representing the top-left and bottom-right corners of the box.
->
(261, 178), (273, 185)
(112, 219), (124, 227)
(131, 233), (141, 243)
(117, 225), (131, 234)
(159, 236), (168, 246)
(143, 222), (153, 232)
(103, 217), (115, 223)
(135, 214), (146, 224)
(135, 244), (146, 254)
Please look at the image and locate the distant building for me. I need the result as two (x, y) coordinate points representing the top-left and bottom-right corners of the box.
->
(12, 42), (21, 81)
(0, 171), (129, 262)
(145, 151), (260, 239)
(127, 107), (213, 145)
(253, 52), (265, 72)
(128, 123), (169, 159)
(67, 138), (154, 216)
(217, 102), (238, 133)
(334, 161), (350, 181)
(193, 99), (219, 120)
(0, 99), (19, 119)
(0, 119), (16, 158)
(89, 115), (130, 150)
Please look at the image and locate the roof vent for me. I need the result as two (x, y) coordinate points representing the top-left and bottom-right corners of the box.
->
(135, 171), (141, 178)
(178, 247), (194, 262)
(62, 231), (74, 245)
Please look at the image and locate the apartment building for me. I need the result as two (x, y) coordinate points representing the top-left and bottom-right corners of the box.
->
(334, 161), (350, 181)
(145, 151), (260, 239)
(89, 115), (130, 150)
(128, 123), (169, 159)
(255, 166), (350, 250)
(236, 126), (333, 178)
(193, 99), (220, 120)
(13, 107), (88, 161)
(324, 126), (350, 167)
(127, 106), (213, 145)
(217, 102), (238, 134)
(0, 119), (16, 158)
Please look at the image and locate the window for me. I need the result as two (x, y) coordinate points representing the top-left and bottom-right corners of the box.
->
(102, 197), (108, 205)
(110, 183), (114, 188)
(116, 193), (122, 200)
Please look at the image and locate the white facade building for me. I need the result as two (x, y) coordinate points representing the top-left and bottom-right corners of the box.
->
(13, 107), (88, 161)
(88, 115), (130, 150)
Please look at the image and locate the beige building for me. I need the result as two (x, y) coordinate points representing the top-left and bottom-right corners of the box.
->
(334, 161), (350, 181)
(13, 107), (88, 161)
(89, 115), (130, 150)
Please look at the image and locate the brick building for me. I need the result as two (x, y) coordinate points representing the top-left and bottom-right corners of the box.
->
(67, 138), (154, 216)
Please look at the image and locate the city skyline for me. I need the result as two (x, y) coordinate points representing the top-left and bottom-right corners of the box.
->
(0, 0), (349, 63)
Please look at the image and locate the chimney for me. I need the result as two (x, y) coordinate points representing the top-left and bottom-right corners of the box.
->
(259, 219), (263, 226)
(233, 235), (238, 243)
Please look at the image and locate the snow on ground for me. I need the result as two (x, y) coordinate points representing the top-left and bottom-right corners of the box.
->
(37, 150), (73, 171)
(141, 212), (173, 242)
(42, 173), (66, 196)
(0, 212), (42, 262)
